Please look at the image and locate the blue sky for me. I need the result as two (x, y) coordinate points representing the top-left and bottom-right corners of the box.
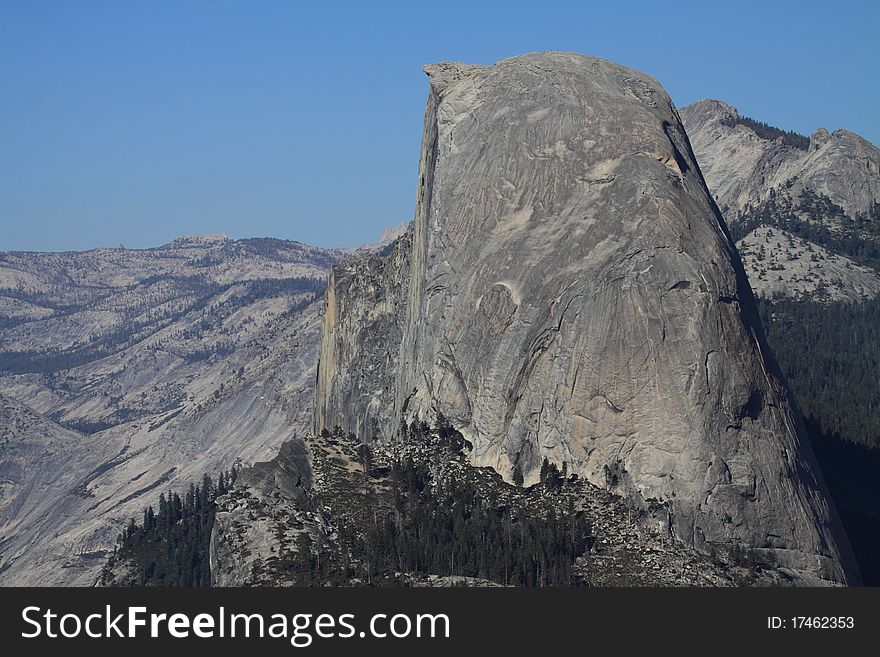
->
(1, 0), (877, 252)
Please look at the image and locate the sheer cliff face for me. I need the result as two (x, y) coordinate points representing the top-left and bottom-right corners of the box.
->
(315, 52), (858, 584)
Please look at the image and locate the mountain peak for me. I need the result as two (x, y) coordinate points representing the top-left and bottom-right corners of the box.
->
(316, 53), (857, 585)
(680, 98), (738, 125)
(691, 98), (737, 114)
(377, 222), (409, 246)
(810, 127), (831, 150)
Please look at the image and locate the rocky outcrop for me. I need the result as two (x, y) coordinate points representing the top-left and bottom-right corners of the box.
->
(315, 52), (859, 584)
(680, 99), (880, 224)
(210, 439), (313, 586)
(211, 424), (759, 587)
(314, 232), (411, 442)
(680, 99), (880, 302)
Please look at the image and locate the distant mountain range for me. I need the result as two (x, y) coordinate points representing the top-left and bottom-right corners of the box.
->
(0, 231), (399, 584)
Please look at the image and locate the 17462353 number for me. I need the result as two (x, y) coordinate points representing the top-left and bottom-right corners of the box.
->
(768, 616), (854, 630)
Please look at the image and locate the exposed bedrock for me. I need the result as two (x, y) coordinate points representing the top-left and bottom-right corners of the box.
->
(314, 52), (859, 584)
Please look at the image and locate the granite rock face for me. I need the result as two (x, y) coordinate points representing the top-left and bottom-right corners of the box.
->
(681, 100), (880, 302)
(315, 232), (412, 443)
(680, 99), (880, 224)
(315, 53), (859, 584)
(209, 439), (313, 587)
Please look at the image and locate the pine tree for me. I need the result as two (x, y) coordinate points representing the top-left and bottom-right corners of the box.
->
(512, 462), (524, 488)
(356, 443), (373, 483)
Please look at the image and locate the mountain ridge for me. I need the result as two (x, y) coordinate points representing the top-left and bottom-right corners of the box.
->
(681, 98), (880, 302)
(0, 229), (399, 584)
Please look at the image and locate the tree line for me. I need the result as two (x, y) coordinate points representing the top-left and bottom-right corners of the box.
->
(720, 114), (810, 150)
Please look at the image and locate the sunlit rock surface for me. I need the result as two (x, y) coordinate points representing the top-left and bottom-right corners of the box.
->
(315, 53), (859, 585)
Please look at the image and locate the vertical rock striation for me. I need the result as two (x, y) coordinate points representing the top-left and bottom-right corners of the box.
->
(315, 52), (859, 584)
